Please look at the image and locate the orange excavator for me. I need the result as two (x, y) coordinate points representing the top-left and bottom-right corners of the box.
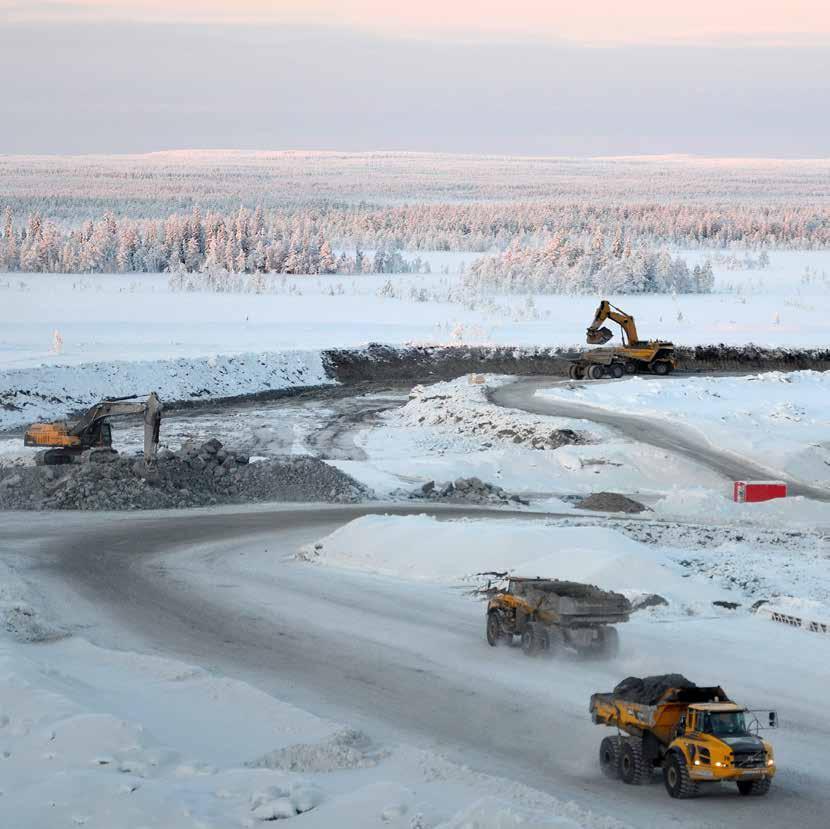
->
(569, 300), (676, 380)
(24, 392), (162, 465)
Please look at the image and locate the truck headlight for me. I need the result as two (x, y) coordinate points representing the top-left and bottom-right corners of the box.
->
(767, 759), (775, 766)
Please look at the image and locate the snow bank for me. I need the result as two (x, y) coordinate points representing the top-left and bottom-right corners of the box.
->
(0, 349), (331, 431)
(653, 486), (830, 528)
(537, 370), (830, 487)
(301, 515), (726, 610)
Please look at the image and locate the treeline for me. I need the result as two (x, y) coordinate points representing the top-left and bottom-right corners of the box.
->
(0, 207), (427, 275)
(316, 202), (830, 251)
(465, 233), (714, 295)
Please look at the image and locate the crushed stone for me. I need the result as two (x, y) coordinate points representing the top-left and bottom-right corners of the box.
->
(0, 439), (368, 511)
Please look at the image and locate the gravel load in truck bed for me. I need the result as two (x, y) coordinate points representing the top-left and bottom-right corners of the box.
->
(612, 674), (697, 705)
(0, 439), (368, 511)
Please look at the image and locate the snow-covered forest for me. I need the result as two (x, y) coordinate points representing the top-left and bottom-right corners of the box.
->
(466, 235), (715, 294)
(2, 152), (828, 292)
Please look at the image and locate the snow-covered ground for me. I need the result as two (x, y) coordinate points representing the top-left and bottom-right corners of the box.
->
(331, 376), (724, 503)
(0, 550), (608, 829)
(536, 371), (830, 488)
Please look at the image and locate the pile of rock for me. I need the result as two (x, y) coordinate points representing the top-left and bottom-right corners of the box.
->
(575, 491), (648, 514)
(0, 439), (368, 511)
(414, 477), (529, 506)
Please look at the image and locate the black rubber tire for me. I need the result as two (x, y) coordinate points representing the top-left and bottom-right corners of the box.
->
(595, 626), (620, 658)
(663, 751), (698, 799)
(486, 611), (503, 647)
(624, 361), (638, 375)
(651, 361), (670, 376)
(620, 739), (648, 785)
(568, 364), (580, 380)
(521, 627), (536, 656)
(610, 363), (625, 379)
(589, 364), (606, 380)
(599, 737), (621, 779)
(574, 365), (586, 380)
(737, 777), (772, 797)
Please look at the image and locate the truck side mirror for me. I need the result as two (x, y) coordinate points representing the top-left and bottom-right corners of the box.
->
(769, 711), (777, 728)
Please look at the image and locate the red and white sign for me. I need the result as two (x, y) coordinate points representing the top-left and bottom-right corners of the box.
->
(733, 481), (788, 503)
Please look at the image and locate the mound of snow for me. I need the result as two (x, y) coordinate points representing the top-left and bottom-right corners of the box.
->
(302, 515), (726, 607)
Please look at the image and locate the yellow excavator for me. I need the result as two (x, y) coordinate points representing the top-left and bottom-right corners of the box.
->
(568, 300), (676, 380)
(24, 392), (162, 465)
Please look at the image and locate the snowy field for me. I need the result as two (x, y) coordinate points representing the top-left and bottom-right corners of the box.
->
(2, 250), (829, 373)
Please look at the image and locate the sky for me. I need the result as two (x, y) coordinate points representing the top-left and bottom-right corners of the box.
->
(1, 1), (829, 156)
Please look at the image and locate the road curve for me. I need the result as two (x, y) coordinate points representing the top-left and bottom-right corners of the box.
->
(489, 377), (830, 502)
(9, 502), (827, 829)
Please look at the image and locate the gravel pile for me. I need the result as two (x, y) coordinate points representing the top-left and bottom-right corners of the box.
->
(0, 439), (367, 511)
(576, 491), (648, 513)
(409, 477), (529, 506)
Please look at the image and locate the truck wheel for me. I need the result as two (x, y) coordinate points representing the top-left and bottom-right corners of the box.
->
(521, 628), (536, 655)
(595, 626), (620, 659)
(610, 363), (624, 379)
(663, 751), (698, 798)
(568, 364), (580, 380)
(589, 364), (605, 380)
(486, 612), (503, 647)
(620, 739), (648, 785)
(651, 361), (670, 376)
(624, 361), (637, 375)
(737, 778), (772, 797)
(599, 737), (621, 779)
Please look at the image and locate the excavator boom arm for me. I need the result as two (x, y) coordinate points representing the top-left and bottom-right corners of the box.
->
(70, 392), (162, 461)
(586, 300), (639, 346)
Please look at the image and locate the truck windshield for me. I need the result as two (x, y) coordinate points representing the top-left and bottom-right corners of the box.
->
(705, 711), (748, 736)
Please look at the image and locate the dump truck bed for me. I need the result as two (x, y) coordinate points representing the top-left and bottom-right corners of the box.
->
(590, 681), (730, 745)
(507, 578), (631, 625)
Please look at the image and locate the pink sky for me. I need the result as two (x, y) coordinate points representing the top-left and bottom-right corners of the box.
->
(11, 0), (830, 43)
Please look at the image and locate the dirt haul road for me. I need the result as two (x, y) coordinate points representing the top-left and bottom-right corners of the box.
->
(489, 377), (830, 502)
(9, 504), (829, 829)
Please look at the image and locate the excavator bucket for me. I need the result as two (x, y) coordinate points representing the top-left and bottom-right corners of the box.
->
(586, 326), (614, 345)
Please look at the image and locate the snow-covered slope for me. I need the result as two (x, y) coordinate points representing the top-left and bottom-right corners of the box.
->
(0, 350), (331, 432)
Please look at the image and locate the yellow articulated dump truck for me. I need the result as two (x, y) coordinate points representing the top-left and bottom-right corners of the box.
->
(590, 675), (777, 798)
(486, 577), (630, 658)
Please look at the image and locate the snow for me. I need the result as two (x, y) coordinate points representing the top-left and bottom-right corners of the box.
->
(2, 249), (829, 431)
(536, 370), (830, 487)
(300, 514), (729, 613)
(0, 549), (616, 829)
(332, 376), (724, 501)
(0, 349), (331, 432)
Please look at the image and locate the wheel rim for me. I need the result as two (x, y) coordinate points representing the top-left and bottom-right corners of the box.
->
(668, 766), (677, 787)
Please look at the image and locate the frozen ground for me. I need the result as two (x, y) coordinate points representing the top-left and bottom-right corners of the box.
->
(536, 371), (830, 488)
(5, 505), (829, 828)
